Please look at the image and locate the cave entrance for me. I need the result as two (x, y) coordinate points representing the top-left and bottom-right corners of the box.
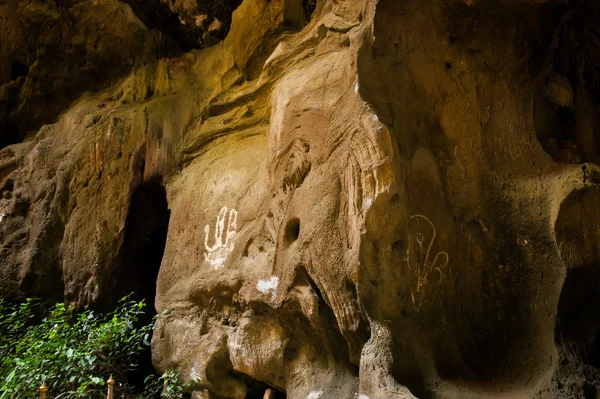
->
(106, 176), (170, 315)
(104, 176), (170, 387)
(556, 267), (600, 367)
(554, 187), (600, 396)
(244, 384), (286, 399)
(233, 373), (286, 399)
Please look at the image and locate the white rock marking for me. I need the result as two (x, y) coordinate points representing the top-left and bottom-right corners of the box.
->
(204, 207), (238, 269)
(256, 276), (279, 301)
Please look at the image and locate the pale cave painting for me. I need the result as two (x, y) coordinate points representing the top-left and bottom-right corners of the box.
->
(204, 206), (238, 269)
(404, 214), (449, 312)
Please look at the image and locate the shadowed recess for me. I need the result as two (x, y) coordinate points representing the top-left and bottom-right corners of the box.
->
(104, 176), (170, 315)
(554, 187), (600, 396)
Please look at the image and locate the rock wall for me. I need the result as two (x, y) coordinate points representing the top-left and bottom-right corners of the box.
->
(1, 0), (600, 398)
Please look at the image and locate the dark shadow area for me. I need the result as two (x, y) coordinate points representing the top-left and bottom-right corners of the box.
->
(121, 0), (202, 52)
(556, 267), (600, 368)
(244, 384), (286, 398)
(233, 373), (286, 399)
(200, 349), (287, 398)
(10, 60), (29, 81)
(391, 355), (427, 399)
(106, 176), (170, 314)
(122, 0), (243, 51)
(303, 0), (317, 21)
(284, 218), (300, 244)
(100, 176), (170, 387)
(554, 187), (600, 397)
(533, 0), (600, 165)
(291, 267), (360, 374)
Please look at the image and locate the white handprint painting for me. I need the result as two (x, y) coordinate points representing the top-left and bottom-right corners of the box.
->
(204, 206), (238, 269)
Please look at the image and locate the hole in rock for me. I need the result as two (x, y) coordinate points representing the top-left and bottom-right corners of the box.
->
(391, 359), (427, 399)
(244, 386), (286, 399)
(0, 120), (22, 148)
(556, 266), (600, 367)
(10, 60), (28, 80)
(554, 188), (600, 395)
(106, 176), (170, 313)
(291, 267), (359, 372)
(122, 0), (243, 51)
(392, 239), (404, 254)
(233, 373), (286, 399)
(303, 0), (317, 20)
(1, 178), (14, 193)
(243, 238), (254, 257)
(284, 218), (300, 244)
(533, 1), (600, 165)
(103, 176), (170, 386)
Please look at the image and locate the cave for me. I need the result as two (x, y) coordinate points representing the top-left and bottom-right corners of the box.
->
(554, 187), (600, 395)
(556, 266), (600, 368)
(99, 176), (171, 388)
(104, 176), (170, 315)
(245, 386), (286, 399)
(241, 375), (286, 399)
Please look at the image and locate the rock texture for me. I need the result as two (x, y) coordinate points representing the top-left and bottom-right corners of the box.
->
(2, 0), (600, 398)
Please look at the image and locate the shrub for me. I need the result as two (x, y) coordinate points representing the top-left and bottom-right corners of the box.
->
(0, 296), (180, 399)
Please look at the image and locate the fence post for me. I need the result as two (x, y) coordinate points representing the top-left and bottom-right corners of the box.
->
(39, 381), (48, 399)
(107, 375), (115, 399)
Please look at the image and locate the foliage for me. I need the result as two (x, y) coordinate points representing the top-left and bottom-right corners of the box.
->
(0, 296), (182, 399)
(142, 370), (184, 399)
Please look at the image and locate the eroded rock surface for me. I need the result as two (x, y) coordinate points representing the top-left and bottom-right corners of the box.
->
(2, 0), (600, 398)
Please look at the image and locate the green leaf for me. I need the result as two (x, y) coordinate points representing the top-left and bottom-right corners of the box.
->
(0, 294), (163, 398)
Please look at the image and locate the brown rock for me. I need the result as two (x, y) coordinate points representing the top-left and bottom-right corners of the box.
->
(545, 72), (574, 108)
(0, 0), (178, 147)
(2, 0), (600, 398)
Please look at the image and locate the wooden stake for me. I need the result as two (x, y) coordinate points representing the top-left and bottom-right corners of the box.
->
(39, 381), (48, 399)
(107, 375), (115, 399)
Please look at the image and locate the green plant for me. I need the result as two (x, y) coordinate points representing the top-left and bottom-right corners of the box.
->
(142, 370), (186, 399)
(0, 296), (181, 399)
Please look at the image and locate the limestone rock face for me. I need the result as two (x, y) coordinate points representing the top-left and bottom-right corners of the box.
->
(2, 0), (600, 398)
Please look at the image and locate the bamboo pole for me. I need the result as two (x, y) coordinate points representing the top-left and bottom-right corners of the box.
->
(107, 375), (115, 399)
(39, 381), (48, 399)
